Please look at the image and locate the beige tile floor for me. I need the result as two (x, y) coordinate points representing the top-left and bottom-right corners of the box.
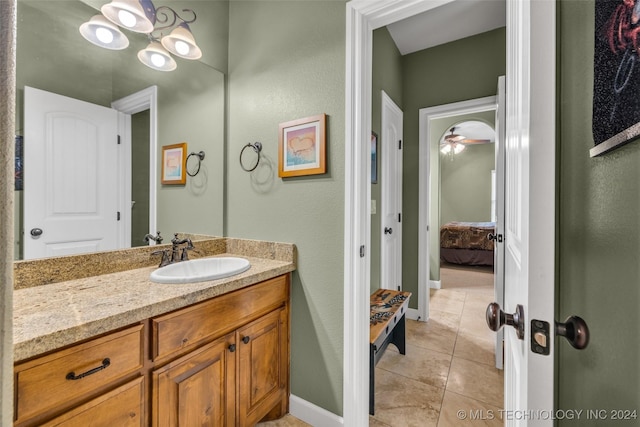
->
(259, 263), (503, 427)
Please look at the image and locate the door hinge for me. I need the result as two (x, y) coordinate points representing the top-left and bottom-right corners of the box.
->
(359, 245), (365, 258)
(117, 135), (121, 145)
(117, 211), (121, 221)
(398, 140), (402, 150)
(397, 285), (401, 291)
(398, 213), (402, 223)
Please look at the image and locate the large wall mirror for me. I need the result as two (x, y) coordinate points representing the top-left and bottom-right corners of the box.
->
(14, 0), (226, 260)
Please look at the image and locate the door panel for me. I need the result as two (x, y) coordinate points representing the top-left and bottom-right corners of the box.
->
(24, 87), (119, 259)
(380, 91), (403, 291)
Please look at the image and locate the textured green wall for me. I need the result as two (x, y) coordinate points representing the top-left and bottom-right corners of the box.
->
(227, 0), (346, 415)
(402, 28), (505, 297)
(440, 137), (495, 226)
(371, 27), (403, 292)
(131, 110), (150, 246)
(557, 1), (640, 423)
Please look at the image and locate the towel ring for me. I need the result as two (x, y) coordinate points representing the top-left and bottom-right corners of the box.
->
(240, 142), (262, 172)
(186, 151), (205, 177)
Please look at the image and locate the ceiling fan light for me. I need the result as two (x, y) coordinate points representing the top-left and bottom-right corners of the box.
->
(441, 144), (452, 154)
(138, 41), (177, 71)
(79, 14), (129, 50)
(101, 0), (156, 33)
(454, 143), (465, 154)
(161, 23), (202, 60)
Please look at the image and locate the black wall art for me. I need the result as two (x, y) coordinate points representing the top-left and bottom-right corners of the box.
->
(592, 0), (640, 156)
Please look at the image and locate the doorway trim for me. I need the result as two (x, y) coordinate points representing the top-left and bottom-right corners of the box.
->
(418, 95), (497, 322)
(111, 86), (158, 247)
(343, 1), (456, 425)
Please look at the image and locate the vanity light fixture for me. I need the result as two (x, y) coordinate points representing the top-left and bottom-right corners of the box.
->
(79, 0), (202, 72)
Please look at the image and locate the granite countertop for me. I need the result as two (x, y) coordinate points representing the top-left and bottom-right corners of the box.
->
(14, 238), (296, 362)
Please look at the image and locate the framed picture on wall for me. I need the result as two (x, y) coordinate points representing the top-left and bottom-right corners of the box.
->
(161, 143), (187, 185)
(591, 0), (640, 157)
(278, 114), (326, 178)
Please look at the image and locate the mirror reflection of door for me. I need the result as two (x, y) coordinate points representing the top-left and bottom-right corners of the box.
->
(24, 87), (120, 259)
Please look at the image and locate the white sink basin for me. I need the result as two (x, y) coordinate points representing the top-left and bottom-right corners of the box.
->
(150, 257), (251, 284)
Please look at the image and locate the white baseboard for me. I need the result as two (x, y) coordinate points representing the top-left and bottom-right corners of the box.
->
(289, 394), (343, 427)
(429, 280), (441, 290)
(406, 307), (420, 321)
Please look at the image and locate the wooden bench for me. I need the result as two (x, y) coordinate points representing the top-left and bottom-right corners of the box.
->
(369, 288), (412, 415)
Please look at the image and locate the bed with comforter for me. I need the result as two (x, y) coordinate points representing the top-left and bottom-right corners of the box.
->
(440, 221), (495, 267)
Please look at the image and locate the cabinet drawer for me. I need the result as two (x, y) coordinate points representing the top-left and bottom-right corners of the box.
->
(152, 275), (288, 361)
(41, 377), (144, 427)
(15, 324), (144, 423)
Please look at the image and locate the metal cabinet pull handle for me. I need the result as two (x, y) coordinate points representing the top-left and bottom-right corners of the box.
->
(242, 336), (250, 344)
(486, 302), (525, 340)
(66, 358), (111, 380)
(556, 316), (590, 349)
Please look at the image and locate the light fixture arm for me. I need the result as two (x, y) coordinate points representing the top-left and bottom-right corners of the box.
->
(153, 6), (196, 35)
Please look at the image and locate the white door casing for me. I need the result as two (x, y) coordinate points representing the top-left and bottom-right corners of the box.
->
(24, 87), (119, 259)
(418, 95), (497, 323)
(111, 86), (158, 247)
(494, 75), (506, 370)
(380, 91), (403, 291)
(345, 1), (556, 426)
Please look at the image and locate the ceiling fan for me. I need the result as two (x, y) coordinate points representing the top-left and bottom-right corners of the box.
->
(440, 126), (493, 156)
(443, 126), (493, 145)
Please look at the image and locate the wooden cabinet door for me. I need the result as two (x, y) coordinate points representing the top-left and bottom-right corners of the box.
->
(237, 308), (288, 426)
(153, 333), (235, 427)
(41, 377), (144, 427)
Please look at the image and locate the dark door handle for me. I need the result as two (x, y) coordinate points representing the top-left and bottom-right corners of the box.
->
(556, 316), (589, 349)
(30, 228), (43, 237)
(486, 302), (525, 340)
(487, 233), (503, 242)
(384, 227), (393, 235)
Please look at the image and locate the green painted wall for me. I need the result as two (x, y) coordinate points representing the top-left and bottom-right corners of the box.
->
(401, 28), (505, 299)
(227, 0), (346, 416)
(557, 1), (640, 423)
(371, 27), (403, 292)
(440, 138), (495, 226)
(131, 110), (150, 247)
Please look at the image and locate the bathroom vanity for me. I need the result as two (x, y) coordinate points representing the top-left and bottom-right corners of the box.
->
(12, 237), (296, 427)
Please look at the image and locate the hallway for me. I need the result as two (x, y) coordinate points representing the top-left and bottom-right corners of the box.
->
(369, 263), (503, 426)
(259, 263), (503, 426)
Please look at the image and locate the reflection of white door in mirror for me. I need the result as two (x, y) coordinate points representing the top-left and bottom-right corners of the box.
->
(24, 87), (120, 259)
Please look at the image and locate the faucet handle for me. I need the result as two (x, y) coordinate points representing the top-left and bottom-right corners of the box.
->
(151, 249), (170, 267)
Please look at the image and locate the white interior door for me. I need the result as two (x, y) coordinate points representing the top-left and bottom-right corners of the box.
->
(24, 87), (120, 259)
(493, 76), (506, 370)
(380, 91), (403, 291)
(501, 0), (555, 424)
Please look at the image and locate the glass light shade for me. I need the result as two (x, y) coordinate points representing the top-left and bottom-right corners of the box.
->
(161, 23), (202, 60)
(454, 143), (465, 154)
(440, 144), (452, 154)
(101, 0), (156, 33)
(79, 15), (129, 50)
(138, 42), (177, 71)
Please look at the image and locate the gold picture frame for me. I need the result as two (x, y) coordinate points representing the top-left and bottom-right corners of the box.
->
(161, 142), (187, 185)
(278, 114), (326, 178)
